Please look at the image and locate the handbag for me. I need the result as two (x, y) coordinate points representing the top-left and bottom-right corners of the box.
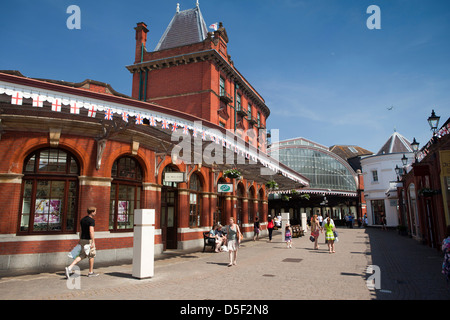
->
(309, 235), (315, 242)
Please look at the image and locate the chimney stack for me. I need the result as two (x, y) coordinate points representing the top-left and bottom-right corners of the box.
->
(134, 22), (149, 63)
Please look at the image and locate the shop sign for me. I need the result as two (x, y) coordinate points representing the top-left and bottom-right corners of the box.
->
(164, 172), (185, 182)
(218, 183), (233, 193)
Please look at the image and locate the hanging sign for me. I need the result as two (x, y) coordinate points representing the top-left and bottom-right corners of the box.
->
(164, 172), (185, 182)
(218, 183), (233, 193)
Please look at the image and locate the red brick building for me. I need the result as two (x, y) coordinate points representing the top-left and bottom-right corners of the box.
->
(0, 4), (308, 271)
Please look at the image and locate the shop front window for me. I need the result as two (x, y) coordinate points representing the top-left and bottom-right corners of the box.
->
(19, 148), (79, 234)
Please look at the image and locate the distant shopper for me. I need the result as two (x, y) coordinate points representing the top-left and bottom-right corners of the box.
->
(381, 214), (387, 231)
(226, 217), (241, 267)
(253, 217), (260, 241)
(65, 207), (98, 278)
(324, 217), (336, 254)
(310, 214), (321, 250)
(267, 216), (274, 242)
(285, 223), (292, 248)
(442, 225), (450, 287)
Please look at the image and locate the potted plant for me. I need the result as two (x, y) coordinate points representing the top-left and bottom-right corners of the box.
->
(223, 168), (241, 179)
(266, 180), (278, 190)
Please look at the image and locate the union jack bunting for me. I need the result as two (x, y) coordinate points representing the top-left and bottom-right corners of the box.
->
(104, 108), (113, 120)
(11, 91), (23, 105)
(122, 111), (129, 122)
(202, 130), (207, 140)
(135, 114), (143, 125)
(88, 105), (96, 118)
(51, 99), (61, 112)
(162, 119), (168, 129)
(32, 95), (43, 107)
(149, 116), (156, 126)
(171, 122), (178, 132)
(192, 127), (198, 137)
(183, 124), (189, 134)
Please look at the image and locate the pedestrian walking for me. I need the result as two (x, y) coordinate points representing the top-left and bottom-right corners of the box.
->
(65, 207), (99, 278)
(226, 217), (241, 267)
(310, 214), (321, 250)
(267, 216), (274, 242)
(442, 225), (450, 289)
(253, 217), (260, 241)
(324, 217), (336, 254)
(285, 223), (292, 248)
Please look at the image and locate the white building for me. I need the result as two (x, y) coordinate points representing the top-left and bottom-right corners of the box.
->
(361, 132), (415, 227)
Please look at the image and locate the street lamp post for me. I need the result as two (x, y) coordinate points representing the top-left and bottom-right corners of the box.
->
(411, 137), (419, 163)
(427, 109), (440, 135)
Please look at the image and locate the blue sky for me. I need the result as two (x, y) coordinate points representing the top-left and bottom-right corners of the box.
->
(1, 0), (449, 154)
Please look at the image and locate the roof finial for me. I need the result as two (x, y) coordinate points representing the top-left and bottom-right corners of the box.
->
(196, 0), (199, 7)
(176, 3), (180, 13)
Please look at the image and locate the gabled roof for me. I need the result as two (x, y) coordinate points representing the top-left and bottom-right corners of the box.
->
(154, 5), (208, 51)
(377, 131), (413, 155)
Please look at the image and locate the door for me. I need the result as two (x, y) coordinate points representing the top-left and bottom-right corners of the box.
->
(161, 188), (177, 250)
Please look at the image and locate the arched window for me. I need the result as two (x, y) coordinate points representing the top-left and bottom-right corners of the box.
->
(109, 156), (142, 231)
(19, 148), (79, 234)
(189, 173), (202, 228)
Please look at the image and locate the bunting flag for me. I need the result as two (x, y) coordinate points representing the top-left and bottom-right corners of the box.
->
(192, 127), (198, 137)
(172, 122), (178, 132)
(32, 95), (44, 107)
(183, 124), (189, 135)
(122, 111), (129, 122)
(88, 105), (97, 118)
(135, 114), (143, 125)
(51, 99), (61, 112)
(149, 116), (156, 126)
(11, 91), (23, 105)
(104, 108), (113, 120)
(69, 101), (80, 114)
(162, 119), (168, 129)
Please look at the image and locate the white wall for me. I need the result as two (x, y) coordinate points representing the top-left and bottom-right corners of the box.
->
(361, 152), (414, 227)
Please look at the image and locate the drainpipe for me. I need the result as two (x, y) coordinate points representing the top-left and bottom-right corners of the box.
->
(234, 82), (239, 133)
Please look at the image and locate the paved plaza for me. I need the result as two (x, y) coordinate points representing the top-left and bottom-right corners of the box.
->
(0, 227), (448, 301)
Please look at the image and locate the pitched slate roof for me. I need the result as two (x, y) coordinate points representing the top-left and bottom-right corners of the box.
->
(377, 131), (413, 155)
(154, 5), (208, 51)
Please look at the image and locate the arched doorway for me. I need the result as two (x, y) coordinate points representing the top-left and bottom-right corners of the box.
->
(161, 165), (179, 250)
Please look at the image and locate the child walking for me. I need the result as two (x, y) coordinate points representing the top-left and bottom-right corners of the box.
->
(285, 223), (292, 248)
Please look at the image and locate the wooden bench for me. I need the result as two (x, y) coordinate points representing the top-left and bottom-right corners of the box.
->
(291, 225), (304, 238)
(203, 231), (216, 252)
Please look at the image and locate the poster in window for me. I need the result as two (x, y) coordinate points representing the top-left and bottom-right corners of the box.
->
(34, 199), (61, 224)
(118, 201), (129, 222)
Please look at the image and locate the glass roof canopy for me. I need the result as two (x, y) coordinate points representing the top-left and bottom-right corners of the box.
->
(270, 138), (357, 192)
